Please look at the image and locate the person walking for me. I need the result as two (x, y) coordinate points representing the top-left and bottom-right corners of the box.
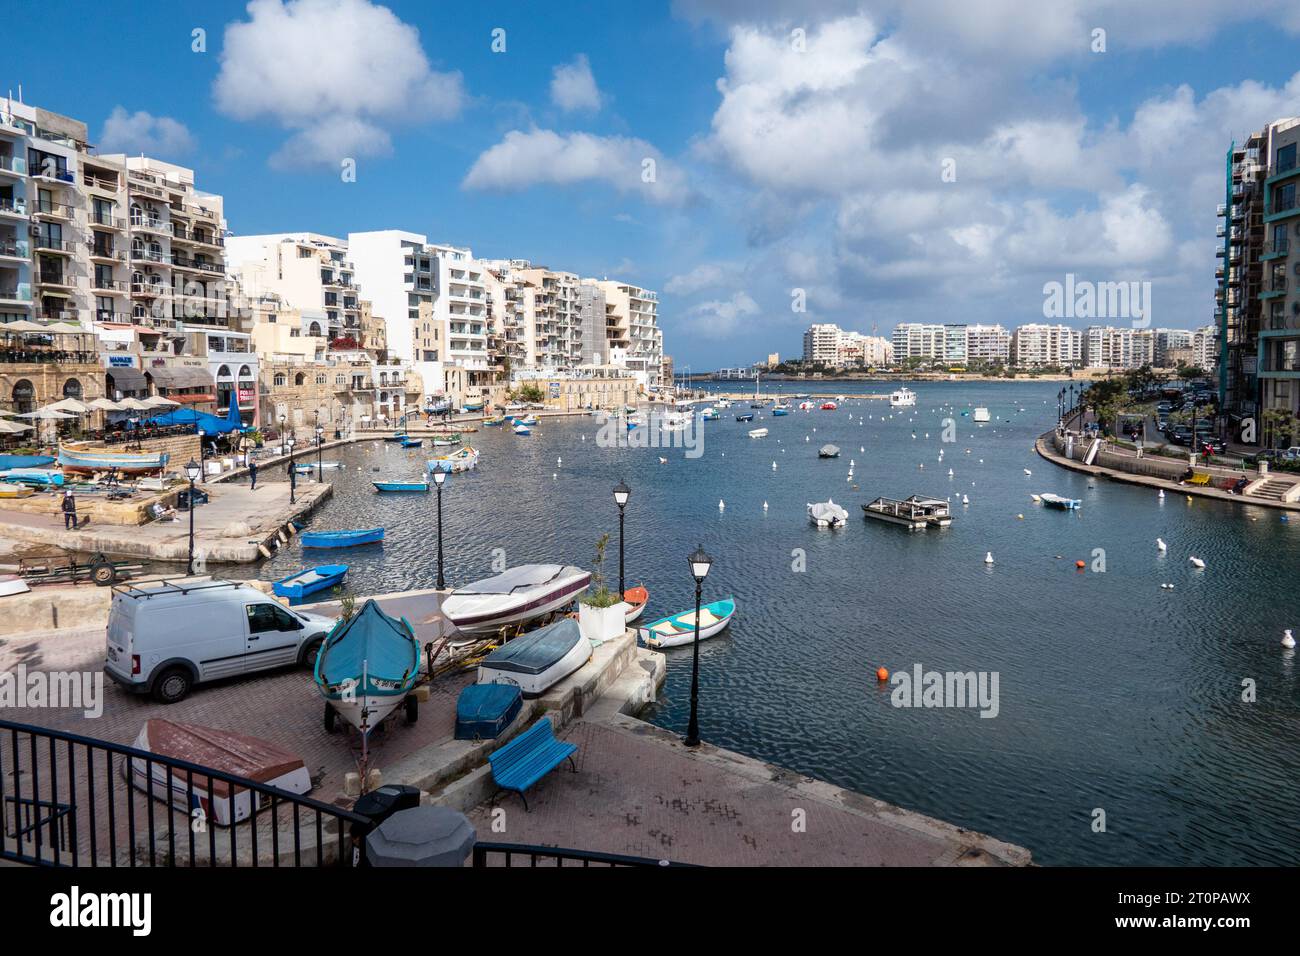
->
(248, 458), (258, 491)
(61, 490), (77, 530)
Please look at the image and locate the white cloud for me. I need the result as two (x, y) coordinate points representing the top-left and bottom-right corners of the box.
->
(99, 108), (194, 156)
(213, 0), (465, 168)
(686, 291), (760, 338)
(463, 129), (688, 204)
(550, 54), (602, 112)
(665, 262), (739, 295)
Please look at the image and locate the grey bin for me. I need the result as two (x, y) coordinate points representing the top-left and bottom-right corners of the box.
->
(365, 806), (477, 867)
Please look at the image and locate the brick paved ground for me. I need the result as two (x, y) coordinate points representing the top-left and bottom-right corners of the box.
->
(467, 716), (1030, 867)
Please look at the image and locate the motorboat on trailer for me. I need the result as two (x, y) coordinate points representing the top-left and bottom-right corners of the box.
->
(1039, 493), (1081, 510)
(441, 564), (592, 635)
(889, 388), (917, 408)
(637, 597), (736, 649)
(476, 617), (591, 697)
(315, 598), (422, 736)
(808, 500), (849, 528)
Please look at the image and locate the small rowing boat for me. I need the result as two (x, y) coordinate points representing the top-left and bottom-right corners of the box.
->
(483, 416), (507, 427)
(430, 432), (463, 447)
(399, 437), (423, 448)
(272, 564), (348, 602)
(1039, 493), (1081, 510)
(637, 597), (736, 649)
(316, 599), (421, 736)
(513, 424), (531, 436)
(428, 446), (480, 473)
(477, 617), (591, 697)
(820, 401), (838, 411)
(748, 428), (768, 438)
(372, 480), (429, 492)
(623, 585), (649, 623)
(442, 564), (592, 634)
(300, 527), (385, 548)
(58, 447), (169, 474)
(294, 461), (342, 473)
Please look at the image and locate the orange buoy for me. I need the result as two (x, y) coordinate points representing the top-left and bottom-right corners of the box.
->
(1075, 560), (1086, 569)
(876, 666), (889, 682)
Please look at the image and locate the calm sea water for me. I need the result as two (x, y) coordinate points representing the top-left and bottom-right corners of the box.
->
(251, 380), (1300, 866)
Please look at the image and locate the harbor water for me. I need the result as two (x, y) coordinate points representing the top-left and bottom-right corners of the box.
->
(251, 381), (1300, 865)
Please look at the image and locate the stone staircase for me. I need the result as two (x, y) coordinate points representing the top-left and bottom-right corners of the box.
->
(1247, 477), (1299, 502)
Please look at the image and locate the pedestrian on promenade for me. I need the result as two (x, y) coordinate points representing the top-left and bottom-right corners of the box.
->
(61, 490), (77, 530)
(248, 458), (258, 491)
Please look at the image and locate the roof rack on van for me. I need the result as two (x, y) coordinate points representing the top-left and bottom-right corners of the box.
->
(111, 576), (247, 599)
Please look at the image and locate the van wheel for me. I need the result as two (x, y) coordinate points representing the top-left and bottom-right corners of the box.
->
(404, 696), (418, 725)
(152, 667), (192, 704)
(91, 560), (116, 587)
(300, 638), (323, 670)
(323, 703), (337, 733)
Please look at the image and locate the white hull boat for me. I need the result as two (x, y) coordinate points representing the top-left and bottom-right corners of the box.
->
(748, 428), (768, 438)
(808, 500), (849, 528)
(477, 617), (591, 696)
(442, 564), (592, 635)
(889, 388), (917, 407)
(973, 407), (990, 422)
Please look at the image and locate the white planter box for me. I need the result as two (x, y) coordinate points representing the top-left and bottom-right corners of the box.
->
(578, 601), (627, 644)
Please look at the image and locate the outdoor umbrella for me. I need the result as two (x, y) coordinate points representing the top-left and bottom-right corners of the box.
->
(19, 407), (77, 420)
(87, 397), (125, 411)
(143, 395), (179, 407)
(48, 397), (93, 415)
(118, 397), (154, 411)
(363, 807), (476, 867)
(0, 320), (47, 333)
(0, 419), (33, 434)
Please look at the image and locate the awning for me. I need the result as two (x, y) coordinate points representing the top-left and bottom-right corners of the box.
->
(147, 366), (215, 389)
(106, 367), (147, 392)
(174, 393), (216, 405)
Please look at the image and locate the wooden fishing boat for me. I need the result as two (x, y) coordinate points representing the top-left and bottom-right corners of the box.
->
(0, 484), (35, 498)
(637, 597), (736, 649)
(372, 480), (429, 492)
(399, 437), (423, 448)
(483, 416), (507, 427)
(299, 527), (385, 548)
(427, 446), (479, 473)
(58, 447), (169, 474)
(442, 564), (591, 634)
(272, 564), (348, 602)
(463, 399), (486, 412)
(623, 585), (649, 623)
(477, 617), (591, 697)
(431, 432), (463, 447)
(316, 599), (421, 736)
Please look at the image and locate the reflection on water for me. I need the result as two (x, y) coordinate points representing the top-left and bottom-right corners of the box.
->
(247, 381), (1300, 865)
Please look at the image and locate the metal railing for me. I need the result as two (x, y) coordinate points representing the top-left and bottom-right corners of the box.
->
(471, 841), (689, 867)
(0, 718), (369, 867)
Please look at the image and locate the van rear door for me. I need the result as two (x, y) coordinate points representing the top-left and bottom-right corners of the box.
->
(105, 596), (137, 684)
(243, 602), (304, 672)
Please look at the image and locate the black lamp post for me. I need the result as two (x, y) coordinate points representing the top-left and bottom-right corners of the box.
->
(683, 543), (713, 748)
(286, 435), (297, 504)
(613, 480), (630, 598)
(184, 456), (201, 575)
(433, 468), (447, 590)
(315, 423), (324, 481)
(197, 429), (207, 482)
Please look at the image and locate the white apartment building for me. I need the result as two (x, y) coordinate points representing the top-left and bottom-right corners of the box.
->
(597, 280), (662, 390)
(891, 323), (946, 361)
(1011, 324), (1083, 367)
(430, 243), (490, 374)
(225, 232), (363, 343)
(347, 230), (438, 397)
(1192, 325), (1218, 372)
(517, 265), (582, 369)
(841, 331), (891, 366)
(803, 323), (841, 364)
(1154, 328), (1194, 367)
(965, 324), (1011, 364)
(1082, 326), (1155, 369)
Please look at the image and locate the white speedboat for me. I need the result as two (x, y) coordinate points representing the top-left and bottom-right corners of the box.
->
(889, 388), (917, 407)
(748, 428), (768, 438)
(973, 407), (990, 422)
(441, 564), (592, 635)
(808, 500), (849, 528)
(477, 617), (591, 697)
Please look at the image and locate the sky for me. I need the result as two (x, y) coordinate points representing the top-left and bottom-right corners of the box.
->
(8, 0), (1300, 369)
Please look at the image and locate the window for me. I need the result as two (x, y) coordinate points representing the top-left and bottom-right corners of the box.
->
(274, 373), (286, 387)
(1279, 143), (1297, 173)
(246, 603), (298, 634)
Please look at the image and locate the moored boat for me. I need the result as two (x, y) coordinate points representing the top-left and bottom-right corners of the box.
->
(748, 427), (768, 438)
(973, 407), (991, 423)
(58, 447), (169, 474)
(427, 446), (480, 473)
(820, 401), (838, 411)
(477, 617), (591, 697)
(463, 399), (486, 412)
(300, 527), (385, 548)
(315, 599), (421, 736)
(701, 407), (720, 421)
(1039, 493), (1081, 510)
(294, 461), (342, 473)
(399, 437), (423, 448)
(889, 387), (917, 407)
(430, 432), (463, 447)
(637, 597), (736, 649)
(735, 413), (754, 422)
(483, 416), (507, 427)
(513, 424), (531, 436)
(808, 500), (849, 528)
(372, 480), (429, 492)
(818, 444), (840, 458)
(272, 564), (348, 602)
(442, 564), (592, 635)
(623, 585), (649, 623)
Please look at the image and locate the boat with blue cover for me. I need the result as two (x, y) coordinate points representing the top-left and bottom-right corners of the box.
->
(315, 598), (421, 735)
(372, 480), (428, 492)
(399, 437), (423, 448)
(477, 617), (591, 696)
(0, 454), (54, 470)
(300, 527), (385, 548)
(1, 469), (64, 487)
(455, 683), (523, 740)
(1039, 493), (1081, 510)
(272, 564), (348, 602)
(636, 597), (736, 649)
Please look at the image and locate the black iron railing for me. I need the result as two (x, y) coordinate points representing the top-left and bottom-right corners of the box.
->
(0, 718), (369, 867)
(472, 842), (691, 867)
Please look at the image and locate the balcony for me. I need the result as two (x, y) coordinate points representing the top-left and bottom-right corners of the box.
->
(130, 247), (170, 265)
(131, 281), (170, 298)
(31, 198), (76, 220)
(91, 211), (126, 230)
(0, 282), (32, 303)
(33, 235), (75, 255)
(89, 243), (125, 262)
(90, 278), (128, 294)
(131, 215), (173, 236)
(29, 167), (75, 185)
(34, 269), (78, 288)
(0, 155), (25, 177)
(0, 238), (28, 259)
(82, 172), (121, 192)
(0, 197), (26, 218)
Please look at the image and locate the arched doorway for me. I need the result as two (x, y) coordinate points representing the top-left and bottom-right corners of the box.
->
(62, 378), (82, 399)
(12, 380), (34, 415)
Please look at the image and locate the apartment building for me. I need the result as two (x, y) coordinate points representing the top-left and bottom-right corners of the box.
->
(802, 323), (840, 364)
(347, 230), (437, 395)
(597, 280), (662, 390)
(1192, 325), (1218, 372)
(1081, 326), (1155, 369)
(891, 323), (945, 361)
(965, 324), (1011, 364)
(577, 279), (608, 366)
(1010, 324), (1082, 367)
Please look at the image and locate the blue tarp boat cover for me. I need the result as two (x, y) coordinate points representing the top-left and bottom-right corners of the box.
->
(144, 407), (245, 434)
(480, 618), (582, 676)
(455, 684), (523, 740)
(0, 454), (55, 470)
(318, 599), (418, 686)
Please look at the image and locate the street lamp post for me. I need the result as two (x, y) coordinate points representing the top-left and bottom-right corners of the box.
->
(184, 457), (201, 575)
(286, 436), (297, 504)
(613, 480), (630, 598)
(197, 429), (207, 482)
(433, 469), (447, 590)
(315, 423), (324, 481)
(683, 544), (713, 748)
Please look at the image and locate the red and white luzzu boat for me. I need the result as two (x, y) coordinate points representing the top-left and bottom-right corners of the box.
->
(441, 564), (592, 635)
(820, 401), (838, 410)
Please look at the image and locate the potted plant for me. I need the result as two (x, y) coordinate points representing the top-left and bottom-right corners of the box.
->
(577, 533), (627, 643)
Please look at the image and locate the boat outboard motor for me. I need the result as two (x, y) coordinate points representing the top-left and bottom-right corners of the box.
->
(349, 784), (421, 867)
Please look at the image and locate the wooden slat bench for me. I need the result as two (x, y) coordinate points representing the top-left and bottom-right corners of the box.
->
(1185, 472), (1212, 486)
(488, 716), (577, 811)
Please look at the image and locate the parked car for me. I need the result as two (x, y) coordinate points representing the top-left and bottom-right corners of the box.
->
(106, 579), (337, 703)
(1282, 446), (1300, 462)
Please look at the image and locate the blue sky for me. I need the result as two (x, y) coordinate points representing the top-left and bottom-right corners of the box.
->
(8, 0), (1300, 367)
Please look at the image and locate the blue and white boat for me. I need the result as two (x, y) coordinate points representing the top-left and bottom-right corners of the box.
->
(294, 461), (342, 473)
(513, 424), (531, 436)
(477, 617), (591, 697)
(701, 407), (720, 421)
(1039, 493), (1081, 510)
(636, 597), (736, 649)
(399, 437), (423, 448)
(772, 404), (791, 416)
(59, 448), (168, 474)
(272, 564), (348, 603)
(372, 480), (429, 492)
(1, 469), (64, 487)
(315, 599), (421, 735)
(483, 416), (507, 427)
(300, 527), (385, 548)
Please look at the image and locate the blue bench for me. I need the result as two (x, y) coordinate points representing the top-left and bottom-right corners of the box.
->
(488, 716), (577, 811)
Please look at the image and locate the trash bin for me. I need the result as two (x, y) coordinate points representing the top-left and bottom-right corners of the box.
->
(348, 784), (421, 867)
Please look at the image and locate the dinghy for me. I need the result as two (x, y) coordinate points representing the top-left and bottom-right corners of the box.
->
(808, 500), (849, 528)
(748, 428), (768, 438)
(300, 527), (385, 548)
(623, 585), (649, 623)
(272, 563), (348, 602)
(772, 404), (791, 416)
(315, 598), (421, 736)
(455, 683), (523, 740)
(399, 437), (423, 448)
(431, 432), (463, 446)
(294, 461), (342, 473)
(735, 413), (755, 422)
(973, 407), (991, 422)
(372, 480), (429, 492)
(483, 416), (507, 427)
(513, 424), (531, 436)
(1039, 493), (1081, 510)
(477, 617), (591, 697)
(427, 446), (480, 473)
(637, 597), (736, 649)
(818, 444), (840, 458)
(58, 447), (169, 474)
(125, 719), (311, 826)
(820, 401), (838, 411)
(1, 469), (64, 487)
(441, 564), (592, 635)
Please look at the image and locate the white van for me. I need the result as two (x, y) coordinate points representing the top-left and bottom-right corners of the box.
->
(105, 578), (337, 703)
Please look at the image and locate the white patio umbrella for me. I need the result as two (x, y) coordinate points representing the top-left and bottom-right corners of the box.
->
(47, 397), (93, 415)
(0, 419), (33, 434)
(142, 395), (179, 407)
(118, 397), (154, 411)
(19, 407), (77, 420)
(87, 397), (126, 411)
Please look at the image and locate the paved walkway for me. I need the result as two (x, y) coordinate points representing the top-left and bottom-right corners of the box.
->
(466, 715), (1030, 866)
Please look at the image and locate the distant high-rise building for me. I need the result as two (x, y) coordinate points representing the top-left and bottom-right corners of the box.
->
(1011, 324), (1082, 367)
